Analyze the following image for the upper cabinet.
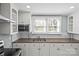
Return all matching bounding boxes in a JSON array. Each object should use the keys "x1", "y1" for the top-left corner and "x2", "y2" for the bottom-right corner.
[
  {"x1": 0, "y1": 3, "x2": 18, "y2": 34},
  {"x1": 67, "y1": 16, "x2": 74, "y2": 33},
  {"x1": 18, "y1": 11, "x2": 31, "y2": 25},
  {"x1": 67, "y1": 11, "x2": 79, "y2": 34},
  {"x1": 0, "y1": 3, "x2": 18, "y2": 23},
  {"x1": 0, "y1": 3, "x2": 11, "y2": 19}
]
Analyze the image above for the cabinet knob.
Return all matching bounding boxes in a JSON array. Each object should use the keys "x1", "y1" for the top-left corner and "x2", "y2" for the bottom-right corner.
[
  {"x1": 43, "y1": 44, "x2": 45, "y2": 47},
  {"x1": 53, "y1": 44, "x2": 55, "y2": 47},
  {"x1": 62, "y1": 45, "x2": 64, "y2": 46},
  {"x1": 24, "y1": 44, "x2": 26, "y2": 46},
  {"x1": 74, "y1": 48, "x2": 78, "y2": 50},
  {"x1": 33, "y1": 44, "x2": 35, "y2": 47},
  {"x1": 15, "y1": 44, "x2": 17, "y2": 46},
  {"x1": 38, "y1": 48, "x2": 40, "y2": 50},
  {"x1": 57, "y1": 48, "x2": 60, "y2": 50}
]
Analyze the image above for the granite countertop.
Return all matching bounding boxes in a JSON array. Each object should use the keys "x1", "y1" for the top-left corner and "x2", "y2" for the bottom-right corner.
[{"x1": 13, "y1": 38, "x2": 79, "y2": 43}]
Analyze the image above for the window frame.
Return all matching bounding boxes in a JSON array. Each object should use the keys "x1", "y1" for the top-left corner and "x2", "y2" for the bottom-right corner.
[
  {"x1": 47, "y1": 16, "x2": 61, "y2": 34},
  {"x1": 31, "y1": 16, "x2": 62, "y2": 34}
]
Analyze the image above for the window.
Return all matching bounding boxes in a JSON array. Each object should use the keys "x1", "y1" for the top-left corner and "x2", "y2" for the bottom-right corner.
[
  {"x1": 34, "y1": 19, "x2": 46, "y2": 33},
  {"x1": 47, "y1": 17, "x2": 61, "y2": 32},
  {"x1": 31, "y1": 16, "x2": 61, "y2": 34}
]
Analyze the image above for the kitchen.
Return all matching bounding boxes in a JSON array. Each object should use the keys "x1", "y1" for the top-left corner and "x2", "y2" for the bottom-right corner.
[{"x1": 0, "y1": 3, "x2": 79, "y2": 56}]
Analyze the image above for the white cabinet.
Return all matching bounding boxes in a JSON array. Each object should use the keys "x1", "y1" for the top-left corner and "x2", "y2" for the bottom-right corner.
[
  {"x1": 13, "y1": 43, "x2": 24, "y2": 56},
  {"x1": 13, "y1": 43, "x2": 79, "y2": 56},
  {"x1": 18, "y1": 11, "x2": 31, "y2": 25},
  {"x1": 0, "y1": 3, "x2": 18, "y2": 34},
  {"x1": 71, "y1": 43, "x2": 79, "y2": 55},
  {"x1": 29, "y1": 43, "x2": 50, "y2": 56},
  {"x1": 40, "y1": 43, "x2": 49, "y2": 56},
  {"x1": 67, "y1": 11, "x2": 79, "y2": 34},
  {"x1": 0, "y1": 3, "x2": 18, "y2": 22},
  {"x1": 55, "y1": 43, "x2": 74, "y2": 56},
  {"x1": 67, "y1": 16, "x2": 74, "y2": 33},
  {"x1": 50, "y1": 43, "x2": 79, "y2": 56},
  {"x1": 13, "y1": 43, "x2": 50, "y2": 56},
  {"x1": 50, "y1": 43, "x2": 65, "y2": 56},
  {"x1": 13, "y1": 43, "x2": 30, "y2": 56},
  {"x1": 24, "y1": 43, "x2": 30, "y2": 56},
  {"x1": 29, "y1": 43, "x2": 40, "y2": 56},
  {"x1": 0, "y1": 3, "x2": 11, "y2": 19}
]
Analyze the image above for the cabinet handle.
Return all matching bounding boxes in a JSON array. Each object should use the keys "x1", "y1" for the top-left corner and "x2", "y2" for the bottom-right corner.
[
  {"x1": 38, "y1": 48, "x2": 40, "y2": 50},
  {"x1": 71, "y1": 44, "x2": 72, "y2": 46},
  {"x1": 53, "y1": 44, "x2": 55, "y2": 47},
  {"x1": 43, "y1": 44, "x2": 45, "y2": 47},
  {"x1": 74, "y1": 48, "x2": 78, "y2": 50},
  {"x1": 33, "y1": 44, "x2": 35, "y2": 47},
  {"x1": 57, "y1": 48, "x2": 60, "y2": 50},
  {"x1": 15, "y1": 44, "x2": 17, "y2": 46},
  {"x1": 62, "y1": 45, "x2": 64, "y2": 46},
  {"x1": 24, "y1": 44, "x2": 26, "y2": 46}
]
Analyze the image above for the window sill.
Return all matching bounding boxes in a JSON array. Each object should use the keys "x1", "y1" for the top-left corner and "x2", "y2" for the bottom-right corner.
[{"x1": 32, "y1": 32, "x2": 62, "y2": 34}]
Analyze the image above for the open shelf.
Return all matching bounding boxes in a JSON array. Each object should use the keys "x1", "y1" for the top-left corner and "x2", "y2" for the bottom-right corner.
[{"x1": 0, "y1": 15, "x2": 15, "y2": 23}]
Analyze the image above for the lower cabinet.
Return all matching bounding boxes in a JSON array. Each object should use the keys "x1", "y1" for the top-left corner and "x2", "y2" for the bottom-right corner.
[
  {"x1": 13, "y1": 43, "x2": 50, "y2": 56},
  {"x1": 29, "y1": 43, "x2": 40, "y2": 56},
  {"x1": 40, "y1": 43, "x2": 49, "y2": 56},
  {"x1": 13, "y1": 43, "x2": 79, "y2": 56},
  {"x1": 29, "y1": 43, "x2": 50, "y2": 56},
  {"x1": 13, "y1": 43, "x2": 29, "y2": 56},
  {"x1": 50, "y1": 43, "x2": 79, "y2": 56},
  {"x1": 50, "y1": 43, "x2": 72, "y2": 56},
  {"x1": 71, "y1": 43, "x2": 79, "y2": 56}
]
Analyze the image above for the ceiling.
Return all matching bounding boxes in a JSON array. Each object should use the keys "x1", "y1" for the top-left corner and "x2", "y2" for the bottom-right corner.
[{"x1": 15, "y1": 3, "x2": 79, "y2": 15}]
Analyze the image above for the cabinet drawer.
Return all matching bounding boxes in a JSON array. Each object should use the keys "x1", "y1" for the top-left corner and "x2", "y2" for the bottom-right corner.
[
  {"x1": 13, "y1": 43, "x2": 23, "y2": 48},
  {"x1": 13, "y1": 43, "x2": 19, "y2": 48},
  {"x1": 71, "y1": 43, "x2": 79, "y2": 49},
  {"x1": 54, "y1": 43, "x2": 72, "y2": 47}
]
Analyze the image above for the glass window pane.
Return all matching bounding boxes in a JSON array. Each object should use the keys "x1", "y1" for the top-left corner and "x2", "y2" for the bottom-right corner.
[
  {"x1": 48, "y1": 17, "x2": 61, "y2": 32},
  {"x1": 34, "y1": 19, "x2": 46, "y2": 32}
]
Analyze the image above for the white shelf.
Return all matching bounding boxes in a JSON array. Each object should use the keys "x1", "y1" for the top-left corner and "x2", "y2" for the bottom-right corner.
[
  {"x1": 0, "y1": 15, "x2": 15, "y2": 23},
  {"x1": 10, "y1": 32, "x2": 18, "y2": 35}
]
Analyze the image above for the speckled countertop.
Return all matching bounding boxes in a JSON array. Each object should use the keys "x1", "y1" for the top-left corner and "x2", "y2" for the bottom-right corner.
[{"x1": 13, "y1": 38, "x2": 79, "y2": 43}]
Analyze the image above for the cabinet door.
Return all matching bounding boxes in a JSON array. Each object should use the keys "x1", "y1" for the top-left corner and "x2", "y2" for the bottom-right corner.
[
  {"x1": 24, "y1": 43, "x2": 30, "y2": 56},
  {"x1": 13, "y1": 43, "x2": 25, "y2": 56},
  {"x1": 50, "y1": 43, "x2": 73, "y2": 56},
  {"x1": 29, "y1": 43, "x2": 40, "y2": 56},
  {"x1": 50, "y1": 43, "x2": 62, "y2": 56},
  {"x1": 50, "y1": 43, "x2": 54, "y2": 56},
  {"x1": 18, "y1": 12, "x2": 30, "y2": 24},
  {"x1": 13, "y1": 43, "x2": 26, "y2": 56},
  {"x1": 40, "y1": 43, "x2": 50, "y2": 56},
  {"x1": 71, "y1": 43, "x2": 79, "y2": 56},
  {"x1": 51, "y1": 43, "x2": 68, "y2": 56}
]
